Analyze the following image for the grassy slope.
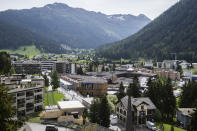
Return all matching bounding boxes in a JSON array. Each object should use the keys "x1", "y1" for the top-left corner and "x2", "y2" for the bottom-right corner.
[
  {"x1": 0, "y1": 45, "x2": 42, "y2": 58},
  {"x1": 44, "y1": 91, "x2": 65, "y2": 106}
]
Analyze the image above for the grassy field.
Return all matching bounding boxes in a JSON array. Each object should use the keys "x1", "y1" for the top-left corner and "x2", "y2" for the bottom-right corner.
[
  {"x1": 190, "y1": 68, "x2": 197, "y2": 75},
  {"x1": 0, "y1": 45, "x2": 42, "y2": 59},
  {"x1": 27, "y1": 112, "x2": 43, "y2": 123},
  {"x1": 44, "y1": 90, "x2": 65, "y2": 106},
  {"x1": 157, "y1": 123, "x2": 186, "y2": 131}
]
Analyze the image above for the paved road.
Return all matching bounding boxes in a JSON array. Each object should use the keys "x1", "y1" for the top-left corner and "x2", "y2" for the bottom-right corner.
[
  {"x1": 58, "y1": 79, "x2": 84, "y2": 102},
  {"x1": 26, "y1": 122, "x2": 72, "y2": 131}
]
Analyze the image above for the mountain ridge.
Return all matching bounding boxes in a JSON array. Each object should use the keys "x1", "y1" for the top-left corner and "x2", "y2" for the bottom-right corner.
[
  {"x1": 96, "y1": 0, "x2": 197, "y2": 62},
  {"x1": 0, "y1": 2, "x2": 150, "y2": 49}
]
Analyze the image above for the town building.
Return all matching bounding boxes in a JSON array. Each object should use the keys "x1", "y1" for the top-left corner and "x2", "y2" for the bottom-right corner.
[
  {"x1": 162, "y1": 60, "x2": 178, "y2": 69},
  {"x1": 61, "y1": 75, "x2": 108, "y2": 97},
  {"x1": 116, "y1": 96, "x2": 156, "y2": 126},
  {"x1": 144, "y1": 61, "x2": 153, "y2": 69},
  {"x1": 13, "y1": 61, "x2": 42, "y2": 74},
  {"x1": 153, "y1": 69, "x2": 180, "y2": 81},
  {"x1": 40, "y1": 60, "x2": 56, "y2": 71},
  {"x1": 177, "y1": 108, "x2": 195, "y2": 128},
  {"x1": 192, "y1": 63, "x2": 197, "y2": 69},
  {"x1": 179, "y1": 61, "x2": 191, "y2": 69},
  {"x1": 0, "y1": 74, "x2": 45, "y2": 117},
  {"x1": 54, "y1": 61, "x2": 76, "y2": 74}
]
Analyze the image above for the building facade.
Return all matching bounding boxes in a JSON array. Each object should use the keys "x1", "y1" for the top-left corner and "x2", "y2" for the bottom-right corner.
[
  {"x1": 13, "y1": 61, "x2": 41, "y2": 74},
  {"x1": 0, "y1": 74, "x2": 45, "y2": 118},
  {"x1": 116, "y1": 96, "x2": 156, "y2": 126},
  {"x1": 54, "y1": 61, "x2": 76, "y2": 74},
  {"x1": 61, "y1": 75, "x2": 108, "y2": 97},
  {"x1": 177, "y1": 108, "x2": 195, "y2": 128}
]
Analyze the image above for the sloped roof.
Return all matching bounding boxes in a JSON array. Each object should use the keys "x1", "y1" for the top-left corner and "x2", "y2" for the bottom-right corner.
[{"x1": 120, "y1": 96, "x2": 156, "y2": 110}]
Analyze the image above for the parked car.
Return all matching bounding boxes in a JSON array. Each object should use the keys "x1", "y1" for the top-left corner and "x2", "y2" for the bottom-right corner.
[
  {"x1": 45, "y1": 125, "x2": 58, "y2": 131},
  {"x1": 146, "y1": 121, "x2": 157, "y2": 131}
]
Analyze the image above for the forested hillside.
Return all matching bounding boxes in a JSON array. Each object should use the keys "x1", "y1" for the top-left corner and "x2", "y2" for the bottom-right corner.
[
  {"x1": 0, "y1": 3, "x2": 150, "y2": 49},
  {"x1": 96, "y1": 0, "x2": 197, "y2": 62},
  {"x1": 0, "y1": 20, "x2": 66, "y2": 54}
]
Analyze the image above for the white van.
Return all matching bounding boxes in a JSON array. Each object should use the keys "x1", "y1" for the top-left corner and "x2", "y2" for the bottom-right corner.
[{"x1": 146, "y1": 121, "x2": 157, "y2": 131}]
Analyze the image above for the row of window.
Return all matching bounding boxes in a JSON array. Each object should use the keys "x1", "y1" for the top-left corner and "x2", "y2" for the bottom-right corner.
[{"x1": 117, "y1": 107, "x2": 127, "y2": 116}]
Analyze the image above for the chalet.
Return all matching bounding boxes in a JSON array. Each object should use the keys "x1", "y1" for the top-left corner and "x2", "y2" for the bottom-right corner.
[{"x1": 116, "y1": 96, "x2": 156, "y2": 126}]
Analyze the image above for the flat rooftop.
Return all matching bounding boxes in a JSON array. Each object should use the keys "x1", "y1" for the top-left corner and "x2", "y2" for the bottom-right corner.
[
  {"x1": 58, "y1": 101, "x2": 85, "y2": 110},
  {"x1": 66, "y1": 74, "x2": 107, "y2": 83}
]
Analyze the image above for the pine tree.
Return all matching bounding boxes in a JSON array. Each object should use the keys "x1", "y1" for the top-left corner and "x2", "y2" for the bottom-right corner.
[
  {"x1": 99, "y1": 96, "x2": 111, "y2": 127},
  {"x1": 188, "y1": 109, "x2": 197, "y2": 131},
  {"x1": 82, "y1": 108, "x2": 88, "y2": 125},
  {"x1": 0, "y1": 85, "x2": 24, "y2": 130},
  {"x1": 77, "y1": 66, "x2": 84, "y2": 75},
  {"x1": 0, "y1": 52, "x2": 11, "y2": 75},
  {"x1": 126, "y1": 82, "x2": 134, "y2": 131},
  {"x1": 117, "y1": 82, "x2": 126, "y2": 102},
  {"x1": 130, "y1": 76, "x2": 140, "y2": 98},
  {"x1": 43, "y1": 75, "x2": 49, "y2": 87},
  {"x1": 89, "y1": 99, "x2": 100, "y2": 124},
  {"x1": 50, "y1": 71, "x2": 60, "y2": 105},
  {"x1": 164, "y1": 78, "x2": 176, "y2": 121},
  {"x1": 50, "y1": 70, "x2": 60, "y2": 90}
]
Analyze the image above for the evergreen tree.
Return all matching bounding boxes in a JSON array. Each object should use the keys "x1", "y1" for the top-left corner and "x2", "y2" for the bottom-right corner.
[
  {"x1": 130, "y1": 76, "x2": 140, "y2": 98},
  {"x1": 0, "y1": 52, "x2": 11, "y2": 75},
  {"x1": 0, "y1": 85, "x2": 24, "y2": 130},
  {"x1": 188, "y1": 109, "x2": 197, "y2": 131},
  {"x1": 82, "y1": 108, "x2": 88, "y2": 125},
  {"x1": 43, "y1": 75, "x2": 49, "y2": 87},
  {"x1": 176, "y1": 65, "x2": 183, "y2": 76},
  {"x1": 126, "y1": 82, "x2": 134, "y2": 131},
  {"x1": 180, "y1": 81, "x2": 197, "y2": 108},
  {"x1": 88, "y1": 63, "x2": 93, "y2": 72},
  {"x1": 50, "y1": 71, "x2": 60, "y2": 105},
  {"x1": 99, "y1": 96, "x2": 111, "y2": 127},
  {"x1": 50, "y1": 71, "x2": 60, "y2": 90},
  {"x1": 89, "y1": 99, "x2": 100, "y2": 123},
  {"x1": 77, "y1": 66, "x2": 84, "y2": 75},
  {"x1": 117, "y1": 82, "x2": 126, "y2": 102},
  {"x1": 163, "y1": 78, "x2": 176, "y2": 121}
]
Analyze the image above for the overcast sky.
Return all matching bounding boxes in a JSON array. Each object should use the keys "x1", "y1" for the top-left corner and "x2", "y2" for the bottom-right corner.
[{"x1": 0, "y1": 0, "x2": 179, "y2": 19}]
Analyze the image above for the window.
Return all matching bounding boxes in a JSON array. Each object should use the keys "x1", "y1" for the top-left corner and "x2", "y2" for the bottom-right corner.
[
  {"x1": 117, "y1": 107, "x2": 119, "y2": 112},
  {"x1": 141, "y1": 105, "x2": 144, "y2": 110},
  {"x1": 124, "y1": 111, "x2": 126, "y2": 116}
]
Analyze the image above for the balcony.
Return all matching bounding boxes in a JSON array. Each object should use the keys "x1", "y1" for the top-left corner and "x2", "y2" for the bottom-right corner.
[
  {"x1": 34, "y1": 91, "x2": 43, "y2": 95},
  {"x1": 18, "y1": 106, "x2": 25, "y2": 111}
]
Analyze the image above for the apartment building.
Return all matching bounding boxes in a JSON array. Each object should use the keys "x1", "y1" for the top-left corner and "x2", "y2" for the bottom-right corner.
[
  {"x1": 0, "y1": 74, "x2": 44, "y2": 118},
  {"x1": 154, "y1": 69, "x2": 180, "y2": 81},
  {"x1": 54, "y1": 61, "x2": 76, "y2": 74},
  {"x1": 13, "y1": 61, "x2": 41, "y2": 74},
  {"x1": 40, "y1": 60, "x2": 55, "y2": 71},
  {"x1": 116, "y1": 96, "x2": 156, "y2": 126},
  {"x1": 61, "y1": 75, "x2": 108, "y2": 97}
]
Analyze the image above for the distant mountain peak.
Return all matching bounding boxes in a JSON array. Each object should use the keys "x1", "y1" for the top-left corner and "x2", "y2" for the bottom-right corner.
[
  {"x1": 138, "y1": 14, "x2": 150, "y2": 20},
  {"x1": 44, "y1": 2, "x2": 69, "y2": 9}
]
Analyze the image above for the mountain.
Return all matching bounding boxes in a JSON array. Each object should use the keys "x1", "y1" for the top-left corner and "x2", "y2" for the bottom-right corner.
[
  {"x1": 0, "y1": 3, "x2": 150, "y2": 49},
  {"x1": 96, "y1": 0, "x2": 197, "y2": 62},
  {"x1": 0, "y1": 20, "x2": 66, "y2": 54}
]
